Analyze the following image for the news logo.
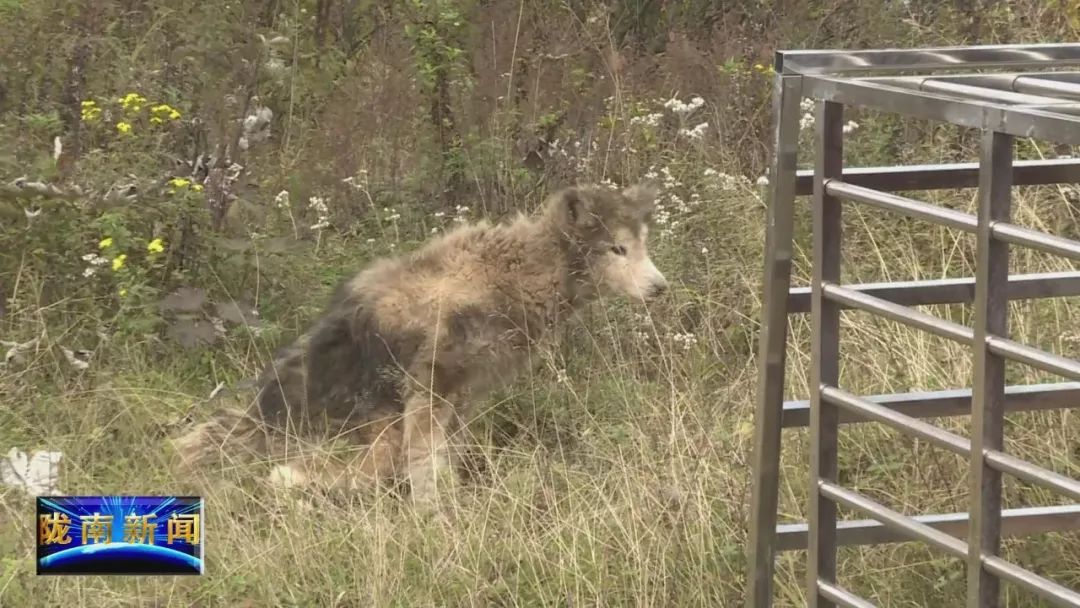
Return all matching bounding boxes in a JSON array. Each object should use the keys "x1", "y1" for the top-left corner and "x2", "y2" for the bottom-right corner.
[{"x1": 36, "y1": 496, "x2": 203, "y2": 575}]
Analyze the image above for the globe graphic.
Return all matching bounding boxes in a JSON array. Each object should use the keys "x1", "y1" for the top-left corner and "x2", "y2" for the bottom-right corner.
[{"x1": 40, "y1": 542, "x2": 201, "y2": 574}]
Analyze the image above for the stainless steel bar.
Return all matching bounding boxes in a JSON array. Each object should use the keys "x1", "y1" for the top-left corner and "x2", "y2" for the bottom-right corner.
[
  {"x1": 1011, "y1": 104, "x2": 1080, "y2": 117},
  {"x1": 1014, "y1": 75, "x2": 1080, "y2": 100},
  {"x1": 968, "y1": 129, "x2": 1013, "y2": 608},
  {"x1": 987, "y1": 336, "x2": 1080, "y2": 382},
  {"x1": 818, "y1": 481, "x2": 969, "y2": 559},
  {"x1": 808, "y1": 100, "x2": 845, "y2": 608},
  {"x1": 824, "y1": 180, "x2": 977, "y2": 232},
  {"x1": 988, "y1": 105, "x2": 1080, "y2": 147},
  {"x1": 817, "y1": 582, "x2": 877, "y2": 608},
  {"x1": 746, "y1": 72, "x2": 804, "y2": 608},
  {"x1": 781, "y1": 382, "x2": 1080, "y2": 428},
  {"x1": 870, "y1": 76, "x2": 1063, "y2": 106},
  {"x1": 802, "y1": 76, "x2": 1080, "y2": 146},
  {"x1": 778, "y1": 44, "x2": 1080, "y2": 75},
  {"x1": 1013, "y1": 72, "x2": 1080, "y2": 84},
  {"x1": 775, "y1": 504, "x2": 1080, "y2": 552},
  {"x1": 786, "y1": 271, "x2": 1080, "y2": 314},
  {"x1": 984, "y1": 451, "x2": 1080, "y2": 502},
  {"x1": 983, "y1": 557, "x2": 1080, "y2": 608},
  {"x1": 821, "y1": 386, "x2": 971, "y2": 456},
  {"x1": 821, "y1": 283, "x2": 975, "y2": 345},
  {"x1": 991, "y1": 221, "x2": 1080, "y2": 263},
  {"x1": 792, "y1": 158, "x2": 1080, "y2": 196}
]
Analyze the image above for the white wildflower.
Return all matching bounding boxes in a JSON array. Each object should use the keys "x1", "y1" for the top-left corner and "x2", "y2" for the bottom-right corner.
[
  {"x1": 662, "y1": 95, "x2": 705, "y2": 117},
  {"x1": 672, "y1": 331, "x2": 699, "y2": 351},
  {"x1": 756, "y1": 175, "x2": 770, "y2": 186},
  {"x1": 842, "y1": 120, "x2": 860, "y2": 134},
  {"x1": 274, "y1": 190, "x2": 290, "y2": 209},
  {"x1": 679, "y1": 121, "x2": 709, "y2": 139},
  {"x1": 308, "y1": 196, "x2": 330, "y2": 231},
  {"x1": 630, "y1": 112, "x2": 664, "y2": 127}
]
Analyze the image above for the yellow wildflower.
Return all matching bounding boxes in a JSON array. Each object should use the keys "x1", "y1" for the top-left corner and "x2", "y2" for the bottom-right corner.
[
  {"x1": 753, "y1": 63, "x2": 765, "y2": 72},
  {"x1": 116, "y1": 121, "x2": 132, "y2": 134},
  {"x1": 81, "y1": 106, "x2": 101, "y2": 122},
  {"x1": 192, "y1": 184, "x2": 204, "y2": 192},
  {"x1": 120, "y1": 92, "x2": 148, "y2": 111},
  {"x1": 147, "y1": 238, "x2": 165, "y2": 254},
  {"x1": 81, "y1": 100, "x2": 97, "y2": 108},
  {"x1": 150, "y1": 116, "x2": 164, "y2": 124},
  {"x1": 168, "y1": 177, "x2": 190, "y2": 189},
  {"x1": 151, "y1": 104, "x2": 182, "y2": 120},
  {"x1": 98, "y1": 237, "x2": 113, "y2": 249},
  {"x1": 119, "y1": 288, "x2": 128, "y2": 298},
  {"x1": 112, "y1": 254, "x2": 127, "y2": 272}
]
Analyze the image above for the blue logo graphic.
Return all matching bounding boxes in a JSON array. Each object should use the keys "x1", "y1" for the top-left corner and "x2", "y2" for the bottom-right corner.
[{"x1": 36, "y1": 496, "x2": 204, "y2": 575}]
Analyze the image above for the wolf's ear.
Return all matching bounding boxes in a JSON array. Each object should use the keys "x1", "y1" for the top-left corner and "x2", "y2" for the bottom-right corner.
[
  {"x1": 622, "y1": 182, "x2": 660, "y2": 219},
  {"x1": 554, "y1": 186, "x2": 596, "y2": 230}
]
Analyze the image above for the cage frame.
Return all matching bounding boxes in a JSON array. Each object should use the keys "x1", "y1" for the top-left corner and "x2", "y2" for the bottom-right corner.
[{"x1": 746, "y1": 43, "x2": 1080, "y2": 608}]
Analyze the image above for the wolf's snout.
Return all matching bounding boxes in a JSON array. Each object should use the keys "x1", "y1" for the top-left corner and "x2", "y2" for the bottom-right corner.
[{"x1": 647, "y1": 279, "x2": 668, "y2": 299}]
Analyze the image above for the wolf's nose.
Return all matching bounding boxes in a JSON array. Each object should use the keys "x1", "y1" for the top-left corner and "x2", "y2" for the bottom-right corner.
[{"x1": 648, "y1": 282, "x2": 668, "y2": 299}]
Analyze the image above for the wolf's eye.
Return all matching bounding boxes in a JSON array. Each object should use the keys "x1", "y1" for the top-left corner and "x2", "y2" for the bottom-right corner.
[{"x1": 610, "y1": 245, "x2": 627, "y2": 256}]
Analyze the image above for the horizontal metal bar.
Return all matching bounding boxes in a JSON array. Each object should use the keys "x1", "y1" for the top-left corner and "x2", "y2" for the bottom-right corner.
[
  {"x1": 1015, "y1": 75, "x2": 1080, "y2": 99},
  {"x1": 992, "y1": 221, "x2": 1080, "y2": 263},
  {"x1": 820, "y1": 386, "x2": 971, "y2": 456},
  {"x1": 867, "y1": 76, "x2": 1064, "y2": 105},
  {"x1": 817, "y1": 481, "x2": 969, "y2": 558},
  {"x1": 1013, "y1": 104, "x2": 1080, "y2": 117},
  {"x1": 824, "y1": 180, "x2": 977, "y2": 231},
  {"x1": 821, "y1": 282, "x2": 975, "y2": 345},
  {"x1": 778, "y1": 43, "x2": 1080, "y2": 75},
  {"x1": 817, "y1": 581, "x2": 877, "y2": 608},
  {"x1": 786, "y1": 271, "x2": 1080, "y2": 314},
  {"x1": 793, "y1": 158, "x2": 1080, "y2": 196},
  {"x1": 776, "y1": 504, "x2": 1080, "y2": 551},
  {"x1": 987, "y1": 336, "x2": 1080, "y2": 381},
  {"x1": 803, "y1": 75, "x2": 1080, "y2": 146},
  {"x1": 782, "y1": 382, "x2": 1080, "y2": 428},
  {"x1": 985, "y1": 450, "x2": 1080, "y2": 502},
  {"x1": 983, "y1": 556, "x2": 1080, "y2": 608},
  {"x1": 989, "y1": 104, "x2": 1080, "y2": 146}
]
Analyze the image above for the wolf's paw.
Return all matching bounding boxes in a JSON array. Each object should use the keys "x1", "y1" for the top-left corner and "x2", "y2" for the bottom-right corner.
[{"x1": 268, "y1": 463, "x2": 308, "y2": 488}]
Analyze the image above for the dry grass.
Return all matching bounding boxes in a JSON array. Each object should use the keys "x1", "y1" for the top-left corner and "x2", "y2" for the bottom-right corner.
[{"x1": 2, "y1": 178, "x2": 1079, "y2": 607}]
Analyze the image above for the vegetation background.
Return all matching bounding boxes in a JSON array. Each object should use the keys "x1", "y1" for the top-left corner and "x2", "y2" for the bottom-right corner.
[{"x1": 1, "y1": 0, "x2": 1079, "y2": 605}]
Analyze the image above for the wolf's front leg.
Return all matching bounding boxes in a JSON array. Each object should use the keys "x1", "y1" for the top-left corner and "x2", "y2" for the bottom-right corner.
[{"x1": 402, "y1": 393, "x2": 457, "y2": 509}]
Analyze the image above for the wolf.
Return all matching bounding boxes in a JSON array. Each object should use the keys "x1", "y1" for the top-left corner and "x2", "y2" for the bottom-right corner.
[{"x1": 171, "y1": 182, "x2": 668, "y2": 507}]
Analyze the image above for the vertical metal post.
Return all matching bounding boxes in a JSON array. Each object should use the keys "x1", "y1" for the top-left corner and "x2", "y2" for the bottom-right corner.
[
  {"x1": 967, "y1": 129, "x2": 1013, "y2": 607},
  {"x1": 746, "y1": 66, "x2": 803, "y2": 608},
  {"x1": 808, "y1": 100, "x2": 844, "y2": 608}
]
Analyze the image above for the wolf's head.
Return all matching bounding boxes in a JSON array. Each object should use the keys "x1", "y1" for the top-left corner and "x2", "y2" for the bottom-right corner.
[{"x1": 546, "y1": 182, "x2": 668, "y2": 302}]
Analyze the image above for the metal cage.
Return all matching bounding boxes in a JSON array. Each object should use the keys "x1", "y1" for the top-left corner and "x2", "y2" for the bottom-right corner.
[{"x1": 746, "y1": 43, "x2": 1080, "y2": 608}]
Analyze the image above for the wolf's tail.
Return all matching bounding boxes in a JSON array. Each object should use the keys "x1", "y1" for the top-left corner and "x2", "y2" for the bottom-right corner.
[{"x1": 170, "y1": 406, "x2": 268, "y2": 470}]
